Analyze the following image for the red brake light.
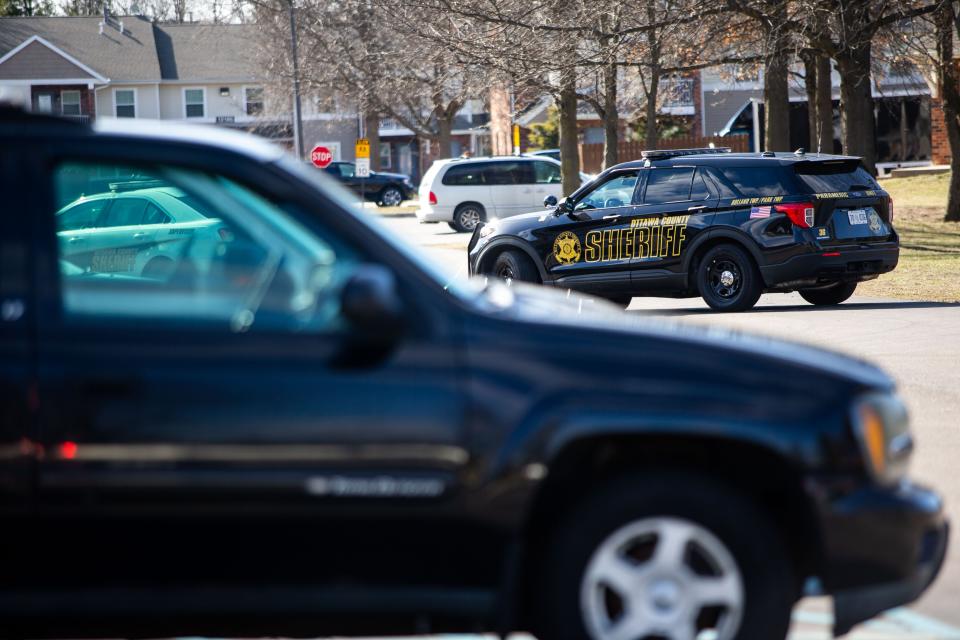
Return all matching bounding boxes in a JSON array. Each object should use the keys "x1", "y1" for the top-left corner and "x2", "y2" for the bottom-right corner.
[
  {"x1": 429, "y1": 191, "x2": 438, "y2": 206},
  {"x1": 59, "y1": 441, "x2": 78, "y2": 460},
  {"x1": 774, "y1": 202, "x2": 815, "y2": 228}
]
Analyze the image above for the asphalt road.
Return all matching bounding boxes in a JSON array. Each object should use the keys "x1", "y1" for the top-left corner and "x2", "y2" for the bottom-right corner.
[{"x1": 377, "y1": 213, "x2": 960, "y2": 637}]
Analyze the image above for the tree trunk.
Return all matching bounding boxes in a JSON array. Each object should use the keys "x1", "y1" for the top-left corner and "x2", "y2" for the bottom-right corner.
[
  {"x1": 803, "y1": 53, "x2": 818, "y2": 152},
  {"x1": 365, "y1": 110, "x2": 381, "y2": 172},
  {"x1": 603, "y1": 59, "x2": 619, "y2": 170},
  {"x1": 837, "y1": 45, "x2": 877, "y2": 174},
  {"x1": 938, "y1": 1, "x2": 960, "y2": 221},
  {"x1": 645, "y1": 69, "x2": 660, "y2": 150},
  {"x1": 815, "y1": 53, "x2": 833, "y2": 154},
  {"x1": 764, "y1": 40, "x2": 790, "y2": 152},
  {"x1": 436, "y1": 115, "x2": 453, "y2": 160},
  {"x1": 558, "y1": 76, "x2": 581, "y2": 196}
]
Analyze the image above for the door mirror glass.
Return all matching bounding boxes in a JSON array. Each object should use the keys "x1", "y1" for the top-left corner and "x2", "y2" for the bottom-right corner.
[{"x1": 543, "y1": 194, "x2": 558, "y2": 208}]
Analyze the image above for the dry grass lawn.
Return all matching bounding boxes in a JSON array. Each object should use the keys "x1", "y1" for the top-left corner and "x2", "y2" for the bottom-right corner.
[{"x1": 861, "y1": 174, "x2": 960, "y2": 302}]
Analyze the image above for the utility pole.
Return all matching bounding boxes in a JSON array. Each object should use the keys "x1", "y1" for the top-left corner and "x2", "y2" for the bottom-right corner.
[{"x1": 288, "y1": 0, "x2": 305, "y2": 161}]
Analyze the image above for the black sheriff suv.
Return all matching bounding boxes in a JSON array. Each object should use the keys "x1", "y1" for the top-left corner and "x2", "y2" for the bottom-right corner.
[
  {"x1": 0, "y1": 107, "x2": 946, "y2": 640},
  {"x1": 468, "y1": 148, "x2": 898, "y2": 311}
]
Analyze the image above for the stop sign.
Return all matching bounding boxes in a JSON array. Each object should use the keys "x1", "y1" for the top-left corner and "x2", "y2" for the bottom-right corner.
[{"x1": 311, "y1": 145, "x2": 333, "y2": 169}]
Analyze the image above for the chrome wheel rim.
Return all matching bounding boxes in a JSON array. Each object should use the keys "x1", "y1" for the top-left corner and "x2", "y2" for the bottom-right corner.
[
  {"x1": 580, "y1": 517, "x2": 744, "y2": 640},
  {"x1": 382, "y1": 188, "x2": 403, "y2": 206},
  {"x1": 459, "y1": 208, "x2": 481, "y2": 230}
]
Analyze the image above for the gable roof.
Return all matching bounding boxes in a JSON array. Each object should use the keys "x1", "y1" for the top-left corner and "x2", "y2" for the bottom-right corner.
[
  {"x1": 0, "y1": 16, "x2": 161, "y2": 82},
  {"x1": 0, "y1": 35, "x2": 108, "y2": 81},
  {"x1": 154, "y1": 23, "x2": 259, "y2": 82}
]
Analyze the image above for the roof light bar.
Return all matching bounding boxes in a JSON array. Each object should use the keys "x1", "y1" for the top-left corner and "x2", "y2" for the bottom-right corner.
[{"x1": 640, "y1": 147, "x2": 732, "y2": 160}]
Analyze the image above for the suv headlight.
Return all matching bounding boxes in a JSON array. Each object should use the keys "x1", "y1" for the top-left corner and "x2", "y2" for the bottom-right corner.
[
  {"x1": 851, "y1": 392, "x2": 913, "y2": 485},
  {"x1": 479, "y1": 223, "x2": 497, "y2": 238}
]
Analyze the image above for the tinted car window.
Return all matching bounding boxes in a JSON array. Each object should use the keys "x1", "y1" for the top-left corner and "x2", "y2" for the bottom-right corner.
[
  {"x1": 644, "y1": 168, "x2": 695, "y2": 204},
  {"x1": 794, "y1": 163, "x2": 878, "y2": 192},
  {"x1": 691, "y1": 169, "x2": 713, "y2": 201},
  {"x1": 486, "y1": 161, "x2": 534, "y2": 185},
  {"x1": 533, "y1": 161, "x2": 561, "y2": 184},
  {"x1": 58, "y1": 199, "x2": 108, "y2": 230},
  {"x1": 574, "y1": 171, "x2": 639, "y2": 210},
  {"x1": 337, "y1": 164, "x2": 355, "y2": 179},
  {"x1": 102, "y1": 198, "x2": 148, "y2": 227},
  {"x1": 442, "y1": 163, "x2": 489, "y2": 186},
  {"x1": 53, "y1": 161, "x2": 359, "y2": 334},
  {"x1": 143, "y1": 203, "x2": 171, "y2": 225},
  {"x1": 719, "y1": 167, "x2": 800, "y2": 197}
]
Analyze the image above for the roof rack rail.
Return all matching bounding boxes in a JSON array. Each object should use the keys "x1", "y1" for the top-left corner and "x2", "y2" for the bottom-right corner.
[{"x1": 641, "y1": 147, "x2": 732, "y2": 160}]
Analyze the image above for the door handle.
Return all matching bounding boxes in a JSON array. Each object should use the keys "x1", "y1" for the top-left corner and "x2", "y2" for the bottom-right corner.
[
  {"x1": 602, "y1": 214, "x2": 621, "y2": 221},
  {"x1": 688, "y1": 205, "x2": 708, "y2": 212}
]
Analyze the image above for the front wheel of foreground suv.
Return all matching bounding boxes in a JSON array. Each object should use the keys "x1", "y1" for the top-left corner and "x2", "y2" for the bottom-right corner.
[
  {"x1": 538, "y1": 472, "x2": 795, "y2": 640},
  {"x1": 696, "y1": 244, "x2": 763, "y2": 312},
  {"x1": 799, "y1": 281, "x2": 858, "y2": 306}
]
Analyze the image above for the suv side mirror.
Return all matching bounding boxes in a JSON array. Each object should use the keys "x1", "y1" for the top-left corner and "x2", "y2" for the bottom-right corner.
[
  {"x1": 543, "y1": 194, "x2": 558, "y2": 208},
  {"x1": 340, "y1": 264, "x2": 405, "y2": 342}
]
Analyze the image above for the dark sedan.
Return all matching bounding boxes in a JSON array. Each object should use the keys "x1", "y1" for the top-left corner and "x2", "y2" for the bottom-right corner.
[{"x1": 323, "y1": 161, "x2": 415, "y2": 206}]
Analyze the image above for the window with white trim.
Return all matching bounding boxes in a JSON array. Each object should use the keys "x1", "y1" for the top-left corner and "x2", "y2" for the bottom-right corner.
[
  {"x1": 115, "y1": 90, "x2": 135, "y2": 118},
  {"x1": 61, "y1": 90, "x2": 81, "y2": 116},
  {"x1": 244, "y1": 87, "x2": 263, "y2": 116},
  {"x1": 184, "y1": 88, "x2": 205, "y2": 118}
]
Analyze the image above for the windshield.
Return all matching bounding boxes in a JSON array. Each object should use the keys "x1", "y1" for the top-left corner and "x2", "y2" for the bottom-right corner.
[{"x1": 281, "y1": 157, "x2": 480, "y2": 301}]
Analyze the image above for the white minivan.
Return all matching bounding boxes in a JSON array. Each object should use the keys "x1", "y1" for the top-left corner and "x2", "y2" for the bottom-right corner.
[{"x1": 417, "y1": 156, "x2": 580, "y2": 232}]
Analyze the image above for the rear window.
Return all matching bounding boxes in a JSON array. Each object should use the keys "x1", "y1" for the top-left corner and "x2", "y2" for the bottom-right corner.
[
  {"x1": 718, "y1": 167, "x2": 800, "y2": 197},
  {"x1": 794, "y1": 161, "x2": 878, "y2": 193},
  {"x1": 442, "y1": 163, "x2": 489, "y2": 186}
]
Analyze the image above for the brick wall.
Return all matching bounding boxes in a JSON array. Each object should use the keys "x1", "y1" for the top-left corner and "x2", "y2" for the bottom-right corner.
[
  {"x1": 30, "y1": 85, "x2": 96, "y2": 119},
  {"x1": 931, "y1": 100, "x2": 951, "y2": 164}
]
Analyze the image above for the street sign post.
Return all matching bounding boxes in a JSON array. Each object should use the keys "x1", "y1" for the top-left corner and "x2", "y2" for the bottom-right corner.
[
  {"x1": 311, "y1": 145, "x2": 333, "y2": 169},
  {"x1": 355, "y1": 138, "x2": 371, "y2": 204}
]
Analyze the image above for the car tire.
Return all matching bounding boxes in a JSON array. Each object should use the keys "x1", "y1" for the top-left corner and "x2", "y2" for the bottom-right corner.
[
  {"x1": 696, "y1": 244, "x2": 763, "y2": 312},
  {"x1": 451, "y1": 203, "x2": 485, "y2": 233},
  {"x1": 378, "y1": 186, "x2": 404, "y2": 207},
  {"x1": 537, "y1": 471, "x2": 795, "y2": 640},
  {"x1": 799, "y1": 281, "x2": 857, "y2": 306},
  {"x1": 490, "y1": 250, "x2": 538, "y2": 283}
]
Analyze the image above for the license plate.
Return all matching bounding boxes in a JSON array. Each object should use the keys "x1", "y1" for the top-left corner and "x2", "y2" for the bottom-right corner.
[{"x1": 847, "y1": 209, "x2": 868, "y2": 225}]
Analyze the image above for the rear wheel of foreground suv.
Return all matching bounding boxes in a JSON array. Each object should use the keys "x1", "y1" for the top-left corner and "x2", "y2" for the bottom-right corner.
[
  {"x1": 696, "y1": 244, "x2": 763, "y2": 312},
  {"x1": 799, "y1": 281, "x2": 858, "y2": 306},
  {"x1": 538, "y1": 472, "x2": 795, "y2": 640}
]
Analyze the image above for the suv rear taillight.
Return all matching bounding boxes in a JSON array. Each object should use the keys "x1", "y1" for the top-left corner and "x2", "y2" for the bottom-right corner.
[
  {"x1": 889, "y1": 196, "x2": 894, "y2": 223},
  {"x1": 429, "y1": 191, "x2": 438, "y2": 206},
  {"x1": 775, "y1": 202, "x2": 815, "y2": 228}
]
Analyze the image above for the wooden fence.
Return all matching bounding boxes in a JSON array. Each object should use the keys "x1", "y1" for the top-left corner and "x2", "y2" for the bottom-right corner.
[{"x1": 579, "y1": 134, "x2": 750, "y2": 174}]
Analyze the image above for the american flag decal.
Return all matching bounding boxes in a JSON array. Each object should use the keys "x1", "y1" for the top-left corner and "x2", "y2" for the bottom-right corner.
[{"x1": 750, "y1": 206, "x2": 772, "y2": 219}]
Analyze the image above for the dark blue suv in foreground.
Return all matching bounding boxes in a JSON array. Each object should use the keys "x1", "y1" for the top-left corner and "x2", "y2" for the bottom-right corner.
[{"x1": 0, "y1": 108, "x2": 946, "y2": 640}]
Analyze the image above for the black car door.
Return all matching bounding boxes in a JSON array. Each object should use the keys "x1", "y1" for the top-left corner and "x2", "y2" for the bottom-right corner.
[
  {"x1": 629, "y1": 166, "x2": 719, "y2": 290},
  {"x1": 542, "y1": 169, "x2": 641, "y2": 293},
  {"x1": 0, "y1": 148, "x2": 34, "y2": 511},
  {"x1": 32, "y1": 147, "x2": 471, "y2": 591}
]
